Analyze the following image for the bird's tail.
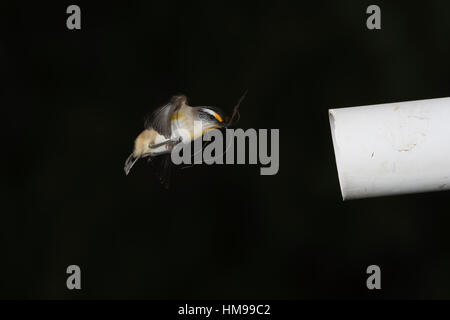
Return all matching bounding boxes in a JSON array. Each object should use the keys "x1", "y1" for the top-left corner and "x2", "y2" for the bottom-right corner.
[{"x1": 124, "y1": 153, "x2": 139, "y2": 175}]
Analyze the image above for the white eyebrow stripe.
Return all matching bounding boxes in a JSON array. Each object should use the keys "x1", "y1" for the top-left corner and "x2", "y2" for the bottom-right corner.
[{"x1": 202, "y1": 109, "x2": 217, "y2": 117}]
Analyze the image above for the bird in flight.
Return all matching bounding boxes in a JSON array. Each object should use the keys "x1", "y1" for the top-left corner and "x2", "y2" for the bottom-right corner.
[{"x1": 124, "y1": 92, "x2": 246, "y2": 187}]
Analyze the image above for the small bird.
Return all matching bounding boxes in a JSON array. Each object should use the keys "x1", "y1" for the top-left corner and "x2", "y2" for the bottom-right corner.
[{"x1": 124, "y1": 95, "x2": 230, "y2": 186}]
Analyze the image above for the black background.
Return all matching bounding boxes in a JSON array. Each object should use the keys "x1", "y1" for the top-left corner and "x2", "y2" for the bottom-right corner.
[{"x1": 1, "y1": 0, "x2": 450, "y2": 299}]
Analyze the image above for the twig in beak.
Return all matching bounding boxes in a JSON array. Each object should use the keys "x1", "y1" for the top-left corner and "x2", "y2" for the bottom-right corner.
[{"x1": 227, "y1": 90, "x2": 248, "y2": 127}]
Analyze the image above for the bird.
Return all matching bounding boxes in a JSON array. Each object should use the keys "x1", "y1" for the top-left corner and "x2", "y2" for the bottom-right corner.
[{"x1": 124, "y1": 94, "x2": 231, "y2": 187}]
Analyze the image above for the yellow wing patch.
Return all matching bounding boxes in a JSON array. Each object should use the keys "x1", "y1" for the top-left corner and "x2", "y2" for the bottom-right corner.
[{"x1": 170, "y1": 112, "x2": 183, "y2": 121}]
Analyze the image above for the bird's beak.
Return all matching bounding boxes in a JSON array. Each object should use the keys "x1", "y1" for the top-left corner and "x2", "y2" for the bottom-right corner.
[{"x1": 124, "y1": 153, "x2": 139, "y2": 175}]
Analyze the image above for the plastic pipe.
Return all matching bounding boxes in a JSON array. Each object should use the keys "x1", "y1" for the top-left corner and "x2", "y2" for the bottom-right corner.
[{"x1": 329, "y1": 97, "x2": 450, "y2": 200}]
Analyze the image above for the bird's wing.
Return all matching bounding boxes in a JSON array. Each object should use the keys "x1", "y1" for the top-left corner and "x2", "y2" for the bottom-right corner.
[
  {"x1": 145, "y1": 95, "x2": 187, "y2": 138},
  {"x1": 158, "y1": 154, "x2": 172, "y2": 189},
  {"x1": 147, "y1": 154, "x2": 172, "y2": 189}
]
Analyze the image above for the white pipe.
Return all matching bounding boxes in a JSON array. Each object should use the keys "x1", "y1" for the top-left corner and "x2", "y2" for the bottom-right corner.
[{"x1": 329, "y1": 97, "x2": 450, "y2": 200}]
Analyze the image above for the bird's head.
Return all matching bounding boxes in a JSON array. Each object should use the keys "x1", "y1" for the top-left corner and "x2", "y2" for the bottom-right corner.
[{"x1": 195, "y1": 106, "x2": 228, "y2": 132}]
